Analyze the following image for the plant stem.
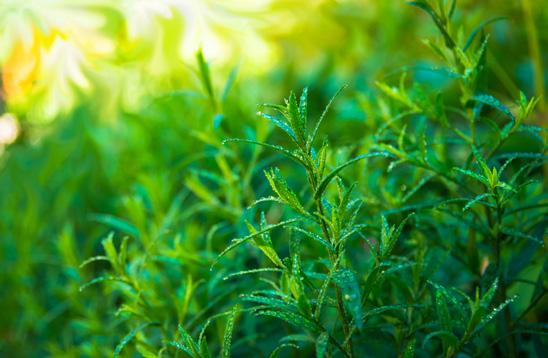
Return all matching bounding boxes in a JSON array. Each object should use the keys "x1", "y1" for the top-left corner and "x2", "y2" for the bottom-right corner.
[
  {"x1": 493, "y1": 195, "x2": 517, "y2": 357},
  {"x1": 308, "y1": 156, "x2": 354, "y2": 357},
  {"x1": 315, "y1": 196, "x2": 355, "y2": 358}
]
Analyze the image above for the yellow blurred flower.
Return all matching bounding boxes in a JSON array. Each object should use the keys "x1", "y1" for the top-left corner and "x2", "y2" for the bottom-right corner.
[
  {"x1": 0, "y1": 0, "x2": 113, "y2": 120},
  {"x1": 2, "y1": 29, "x2": 45, "y2": 99},
  {"x1": 0, "y1": 0, "x2": 341, "y2": 122}
]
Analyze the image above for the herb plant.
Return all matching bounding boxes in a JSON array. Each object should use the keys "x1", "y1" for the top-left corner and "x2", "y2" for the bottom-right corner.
[{"x1": 0, "y1": 1, "x2": 545, "y2": 357}]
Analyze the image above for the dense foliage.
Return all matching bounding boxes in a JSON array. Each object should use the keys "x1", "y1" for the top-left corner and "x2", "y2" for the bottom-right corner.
[{"x1": 0, "y1": 1, "x2": 546, "y2": 357}]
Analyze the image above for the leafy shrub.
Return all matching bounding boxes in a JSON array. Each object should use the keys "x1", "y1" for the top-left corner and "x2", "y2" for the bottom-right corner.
[{"x1": 0, "y1": 1, "x2": 545, "y2": 357}]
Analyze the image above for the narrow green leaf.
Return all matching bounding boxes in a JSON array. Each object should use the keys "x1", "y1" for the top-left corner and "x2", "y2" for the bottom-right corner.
[
  {"x1": 213, "y1": 219, "x2": 298, "y2": 267},
  {"x1": 315, "y1": 255, "x2": 341, "y2": 319},
  {"x1": 453, "y1": 168, "x2": 489, "y2": 186},
  {"x1": 463, "y1": 193, "x2": 494, "y2": 211},
  {"x1": 402, "y1": 174, "x2": 435, "y2": 203},
  {"x1": 481, "y1": 278, "x2": 499, "y2": 308},
  {"x1": 422, "y1": 330, "x2": 458, "y2": 348},
  {"x1": 79, "y1": 255, "x2": 109, "y2": 268},
  {"x1": 299, "y1": 87, "x2": 309, "y2": 133},
  {"x1": 222, "y1": 138, "x2": 305, "y2": 165},
  {"x1": 200, "y1": 336, "x2": 212, "y2": 358},
  {"x1": 472, "y1": 295, "x2": 518, "y2": 336},
  {"x1": 308, "y1": 85, "x2": 346, "y2": 151},
  {"x1": 287, "y1": 91, "x2": 305, "y2": 144},
  {"x1": 258, "y1": 111, "x2": 298, "y2": 142},
  {"x1": 114, "y1": 322, "x2": 154, "y2": 357},
  {"x1": 316, "y1": 332, "x2": 329, "y2": 358},
  {"x1": 246, "y1": 217, "x2": 286, "y2": 268},
  {"x1": 292, "y1": 227, "x2": 335, "y2": 253},
  {"x1": 78, "y1": 276, "x2": 131, "y2": 292},
  {"x1": 136, "y1": 344, "x2": 159, "y2": 358},
  {"x1": 89, "y1": 214, "x2": 140, "y2": 238},
  {"x1": 363, "y1": 305, "x2": 414, "y2": 320},
  {"x1": 221, "y1": 305, "x2": 240, "y2": 358},
  {"x1": 333, "y1": 269, "x2": 363, "y2": 329},
  {"x1": 402, "y1": 336, "x2": 416, "y2": 358},
  {"x1": 221, "y1": 65, "x2": 238, "y2": 102},
  {"x1": 255, "y1": 310, "x2": 318, "y2": 332},
  {"x1": 196, "y1": 49, "x2": 216, "y2": 109},
  {"x1": 472, "y1": 94, "x2": 515, "y2": 122},
  {"x1": 178, "y1": 324, "x2": 200, "y2": 355},
  {"x1": 242, "y1": 293, "x2": 298, "y2": 312},
  {"x1": 407, "y1": 1, "x2": 455, "y2": 48},
  {"x1": 381, "y1": 213, "x2": 414, "y2": 258},
  {"x1": 435, "y1": 290, "x2": 452, "y2": 332},
  {"x1": 269, "y1": 343, "x2": 300, "y2": 358},
  {"x1": 223, "y1": 268, "x2": 283, "y2": 281},
  {"x1": 315, "y1": 152, "x2": 392, "y2": 199},
  {"x1": 500, "y1": 227, "x2": 543, "y2": 245},
  {"x1": 265, "y1": 168, "x2": 307, "y2": 214},
  {"x1": 169, "y1": 341, "x2": 194, "y2": 356},
  {"x1": 464, "y1": 17, "x2": 506, "y2": 51},
  {"x1": 247, "y1": 196, "x2": 285, "y2": 208}
]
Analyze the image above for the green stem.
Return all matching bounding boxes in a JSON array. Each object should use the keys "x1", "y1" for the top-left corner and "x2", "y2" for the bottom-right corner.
[
  {"x1": 298, "y1": 152, "x2": 355, "y2": 358},
  {"x1": 315, "y1": 197, "x2": 355, "y2": 358},
  {"x1": 493, "y1": 194, "x2": 517, "y2": 358},
  {"x1": 307, "y1": 158, "x2": 354, "y2": 358}
]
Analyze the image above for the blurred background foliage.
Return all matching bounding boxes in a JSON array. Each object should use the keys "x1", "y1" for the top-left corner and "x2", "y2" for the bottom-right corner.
[{"x1": 0, "y1": 0, "x2": 546, "y2": 356}]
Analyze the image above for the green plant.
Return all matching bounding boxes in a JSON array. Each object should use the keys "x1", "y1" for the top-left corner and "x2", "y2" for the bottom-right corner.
[
  {"x1": 221, "y1": 86, "x2": 415, "y2": 357},
  {"x1": 211, "y1": 1, "x2": 546, "y2": 356},
  {"x1": 1, "y1": 1, "x2": 545, "y2": 357}
]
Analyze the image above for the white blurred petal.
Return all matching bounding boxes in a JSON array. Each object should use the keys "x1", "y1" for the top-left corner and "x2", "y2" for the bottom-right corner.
[
  {"x1": 0, "y1": 113, "x2": 20, "y2": 145},
  {"x1": 121, "y1": 0, "x2": 173, "y2": 39}
]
